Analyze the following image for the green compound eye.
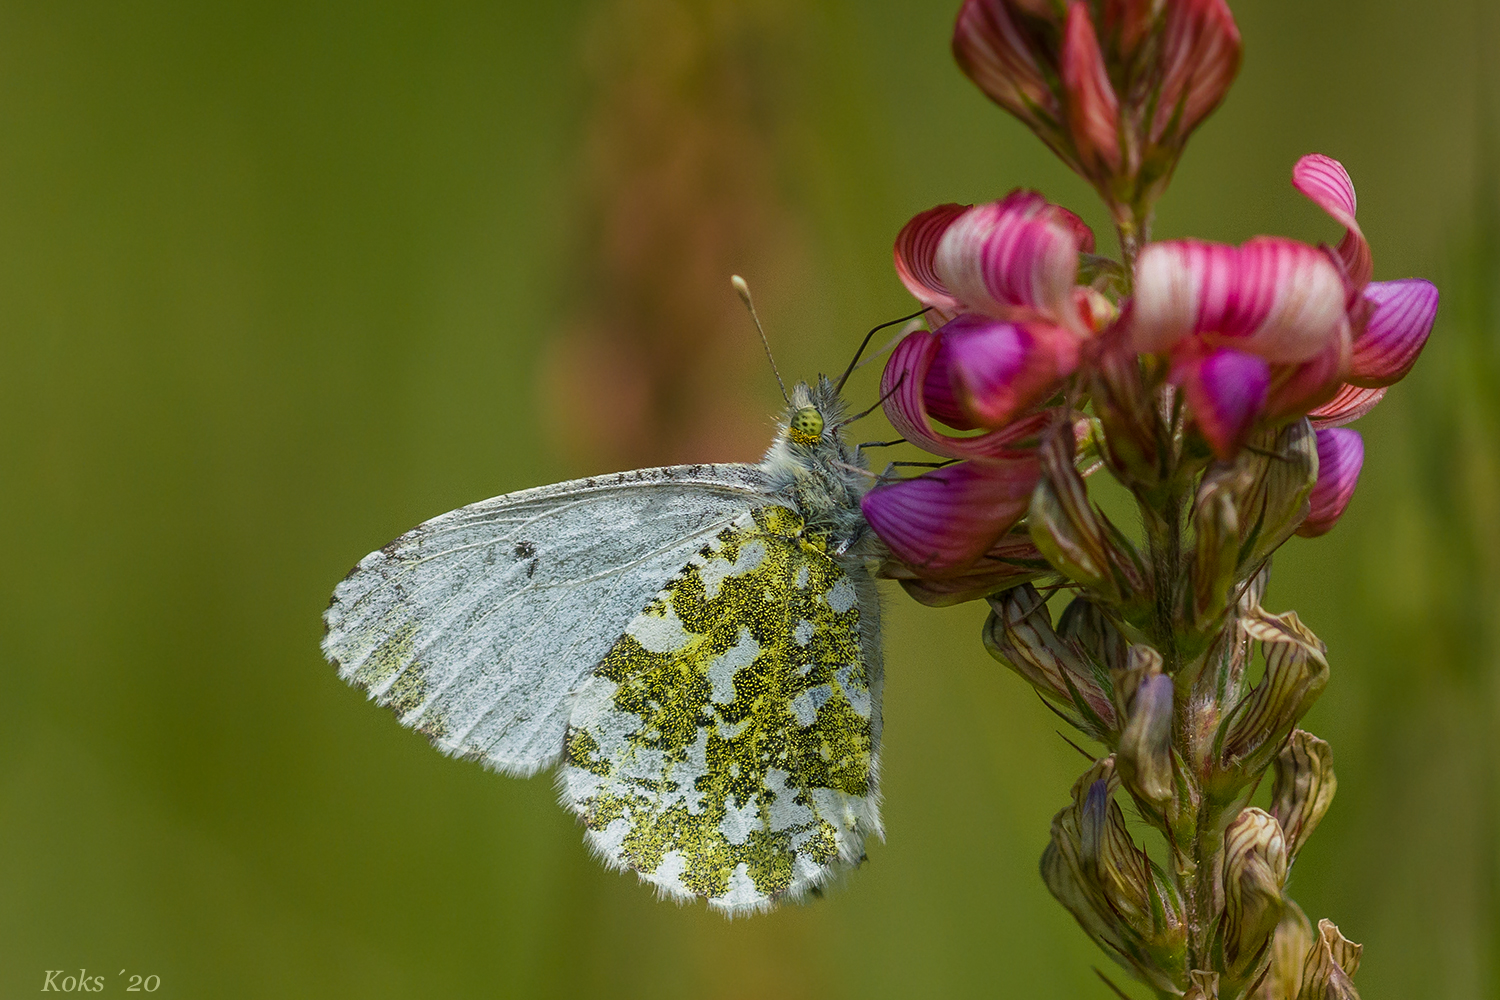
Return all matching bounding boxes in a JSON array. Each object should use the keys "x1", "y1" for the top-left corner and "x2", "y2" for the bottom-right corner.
[{"x1": 787, "y1": 406, "x2": 824, "y2": 445}]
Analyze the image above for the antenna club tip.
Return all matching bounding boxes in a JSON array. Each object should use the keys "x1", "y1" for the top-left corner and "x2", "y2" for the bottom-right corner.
[{"x1": 730, "y1": 274, "x2": 753, "y2": 306}]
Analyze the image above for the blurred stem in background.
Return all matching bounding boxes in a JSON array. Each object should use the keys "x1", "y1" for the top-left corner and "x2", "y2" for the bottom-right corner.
[{"x1": 540, "y1": 0, "x2": 807, "y2": 470}]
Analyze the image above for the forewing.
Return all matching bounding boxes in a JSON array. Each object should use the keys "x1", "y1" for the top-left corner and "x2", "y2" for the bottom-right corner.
[
  {"x1": 561, "y1": 505, "x2": 884, "y2": 915},
  {"x1": 322, "y1": 465, "x2": 771, "y2": 776}
]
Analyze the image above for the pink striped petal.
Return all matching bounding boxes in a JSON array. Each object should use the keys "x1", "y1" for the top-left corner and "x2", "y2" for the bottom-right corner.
[
  {"x1": 1062, "y1": 3, "x2": 1121, "y2": 173},
  {"x1": 1263, "y1": 320, "x2": 1350, "y2": 422},
  {"x1": 1292, "y1": 154, "x2": 1371, "y2": 290},
  {"x1": 862, "y1": 458, "x2": 1041, "y2": 572},
  {"x1": 882, "y1": 330, "x2": 1051, "y2": 460},
  {"x1": 894, "y1": 203, "x2": 969, "y2": 312},
  {"x1": 1296, "y1": 428, "x2": 1364, "y2": 537},
  {"x1": 1151, "y1": 0, "x2": 1241, "y2": 145},
  {"x1": 935, "y1": 192, "x2": 1092, "y2": 328},
  {"x1": 953, "y1": 0, "x2": 1062, "y2": 136},
  {"x1": 941, "y1": 314, "x2": 1081, "y2": 429},
  {"x1": 1309, "y1": 383, "x2": 1387, "y2": 428},
  {"x1": 1132, "y1": 238, "x2": 1347, "y2": 363},
  {"x1": 1349, "y1": 279, "x2": 1439, "y2": 386},
  {"x1": 1173, "y1": 345, "x2": 1270, "y2": 459}
]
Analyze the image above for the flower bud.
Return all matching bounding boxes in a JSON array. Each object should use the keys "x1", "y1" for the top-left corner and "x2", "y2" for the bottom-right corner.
[
  {"x1": 985, "y1": 583, "x2": 1118, "y2": 737},
  {"x1": 1218, "y1": 611, "x2": 1329, "y2": 785},
  {"x1": 1191, "y1": 475, "x2": 1240, "y2": 630},
  {"x1": 1088, "y1": 336, "x2": 1165, "y2": 487},
  {"x1": 1029, "y1": 424, "x2": 1148, "y2": 604},
  {"x1": 1057, "y1": 594, "x2": 1129, "y2": 676},
  {"x1": 953, "y1": 0, "x2": 1066, "y2": 161},
  {"x1": 1109, "y1": 640, "x2": 1162, "y2": 712},
  {"x1": 1220, "y1": 808, "x2": 1289, "y2": 992},
  {"x1": 1061, "y1": 3, "x2": 1122, "y2": 177},
  {"x1": 1296, "y1": 920, "x2": 1362, "y2": 1000},
  {"x1": 1117, "y1": 664, "x2": 1175, "y2": 807},
  {"x1": 1272, "y1": 730, "x2": 1337, "y2": 861},
  {"x1": 1150, "y1": 0, "x2": 1241, "y2": 152},
  {"x1": 1041, "y1": 757, "x2": 1188, "y2": 994},
  {"x1": 953, "y1": 0, "x2": 1241, "y2": 217}
]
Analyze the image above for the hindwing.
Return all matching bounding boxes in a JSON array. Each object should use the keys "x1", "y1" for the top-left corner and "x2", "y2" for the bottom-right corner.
[{"x1": 560, "y1": 504, "x2": 883, "y2": 914}]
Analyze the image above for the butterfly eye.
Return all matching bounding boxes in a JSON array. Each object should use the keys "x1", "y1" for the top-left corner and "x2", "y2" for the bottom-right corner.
[{"x1": 788, "y1": 406, "x2": 824, "y2": 445}]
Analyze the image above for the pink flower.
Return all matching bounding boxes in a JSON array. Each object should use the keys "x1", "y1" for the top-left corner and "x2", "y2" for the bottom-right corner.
[
  {"x1": 1126, "y1": 154, "x2": 1438, "y2": 458},
  {"x1": 892, "y1": 191, "x2": 1100, "y2": 430}
]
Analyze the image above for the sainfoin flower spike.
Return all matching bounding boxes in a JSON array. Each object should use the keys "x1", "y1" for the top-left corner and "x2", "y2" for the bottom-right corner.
[
  {"x1": 852, "y1": 1, "x2": 1440, "y2": 991},
  {"x1": 863, "y1": 19, "x2": 1436, "y2": 988}
]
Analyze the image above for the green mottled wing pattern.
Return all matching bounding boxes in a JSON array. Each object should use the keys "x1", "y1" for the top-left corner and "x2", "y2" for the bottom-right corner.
[{"x1": 559, "y1": 505, "x2": 882, "y2": 915}]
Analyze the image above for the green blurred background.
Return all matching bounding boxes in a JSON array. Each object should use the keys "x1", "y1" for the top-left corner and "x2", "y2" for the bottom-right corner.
[{"x1": 2, "y1": 0, "x2": 1495, "y2": 996}]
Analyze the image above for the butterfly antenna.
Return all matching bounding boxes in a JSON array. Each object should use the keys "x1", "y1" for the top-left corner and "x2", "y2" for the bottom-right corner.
[
  {"x1": 834, "y1": 306, "x2": 930, "y2": 393},
  {"x1": 731, "y1": 275, "x2": 789, "y2": 406}
]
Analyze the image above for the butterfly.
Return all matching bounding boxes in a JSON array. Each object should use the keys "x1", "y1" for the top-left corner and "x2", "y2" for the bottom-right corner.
[{"x1": 321, "y1": 361, "x2": 891, "y2": 915}]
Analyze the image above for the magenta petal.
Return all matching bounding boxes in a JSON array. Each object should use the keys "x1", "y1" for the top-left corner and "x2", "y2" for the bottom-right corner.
[
  {"x1": 1297, "y1": 428, "x2": 1364, "y2": 537},
  {"x1": 861, "y1": 458, "x2": 1041, "y2": 572},
  {"x1": 882, "y1": 330, "x2": 1052, "y2": 460},
  {"x1": 894, "y1": 203, "x2": 969, "y2": 312},
  {"x1": 941, "y1": 313, "x2": 1079, "y2": 429},
  {"x1": 1132, "y1": 238, "x2": 1346, "y2": 363},
  {"x1": 934, "y1": 191, "x2": 1091, "y2": 328},
  {"x1": 1292, "y1": 153, "x2": 1371, "y2": 290},
  {"x1": 924, "y1": 331, "x2": 980, "y2": 430},
  {"x1": 1309, "y1": 383, "x2": 1387, "y2": 428},
  {"x1": 1175, "y1": 346, "x2": 1271, "y2": 459},
  {"x1": 1349, "y1": 279, "x2": 1439, "y2": 387}
]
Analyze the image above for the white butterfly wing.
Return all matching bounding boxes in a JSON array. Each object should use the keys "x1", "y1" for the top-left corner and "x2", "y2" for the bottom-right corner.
[{"x1": 321, "y1": 465, "x2": 774, "y2": 776}]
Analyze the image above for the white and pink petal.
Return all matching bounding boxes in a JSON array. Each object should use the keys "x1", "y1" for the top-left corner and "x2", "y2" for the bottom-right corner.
[
  {"x1": 934, "y1": 192, "x2": 1092, "y2": 328},
  {"x1": 894, "y1": 203, "x2": 969, "y2": 312},
  {"x1": 1131, "y1": 238, "x2": 1346, "y2": 363}
]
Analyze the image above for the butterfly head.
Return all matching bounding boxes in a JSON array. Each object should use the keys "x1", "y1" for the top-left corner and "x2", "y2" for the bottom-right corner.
[
  {"x1": 786, "y1": 406, "x2": 824, "y2": 446},
  {"x1": 779, "y1": 377, "x2": 851, "y2": 450}
]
